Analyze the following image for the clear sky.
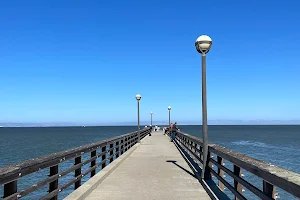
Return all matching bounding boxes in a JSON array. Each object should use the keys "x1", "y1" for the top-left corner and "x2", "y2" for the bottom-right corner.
[{"x1": 0, "y1": 0, "x2": 299, "y2": 125}]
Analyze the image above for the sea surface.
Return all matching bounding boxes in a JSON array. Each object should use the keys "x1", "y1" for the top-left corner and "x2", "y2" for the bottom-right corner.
[{"x1": 0, "y1": 125, "x2": 299, "y2": 200}]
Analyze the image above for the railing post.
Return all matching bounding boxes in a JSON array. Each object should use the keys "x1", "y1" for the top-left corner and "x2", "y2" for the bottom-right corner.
[
  {"x1": 263, "y1": 180, "x2": 276, "y2": 199},
  {"x1": 134, "y1": 134, "x2": 136, "y2": 145},
  {"x1": 195, "y1": 143, "x2": 200, "y2": 164},
  {"x1": 178, "y1": 134, "x2": 182, "y2": 143},
  {"x1": 190, "y1": 141, "x2": 194, "y2": 160},
  {"x1": 110, "y1": 143, "x2": 114, "y2": 163},
  {"x1": 128, "y1": 136, "x2": 131, "y2": 148},
  {"x1": 234, "y1": 165, "x2": 243, "y2": 200},
  {"x1": 102, "y1": 145, "x2": 107, "y2": 169},
  {"x1": 49, "y1": 165, "x2": 58, "y2": 200},
  {"x1": 90, "y1": 150, "x2": 96, "y2": 177},
  {"x1": 200, "y1": 146, "x2": 203, "y2": 161},
  {"x1": 120, "y1": 138, "x2": 124, "y2": 155},
  {"x1": 141, "y1": 130, "x2": 144, "y2": 139},
  {"x1": 217, "y1": 156, "x2": 225, "y2": 191},
  {"x1": 116, "y1": 140, "x2": 120, "y2": 158},
  {"x1": 127, "y1": 136, "x2": 130, "y2": 150},
  {"x1": 186, "y1": 139, "x2": 189, "y2": 151},
  {"x1": 3, "y1": 180, "x2": 17, "y2": 198},
  {"x1": 183, "y1": 137, "x2": 187, "y2": 151},
  {"x1": 185, "y1": 139, "x2": 189, "y2": 150},
  {"x1": 124, "y1": 137, "x2": 128, "y2": 152},
  {"x1": 204, "y1": 151, "x2": 212, "y2": 180},
  {"x1": 74, "y1": 156, "x2": 81, "y2": 189}
]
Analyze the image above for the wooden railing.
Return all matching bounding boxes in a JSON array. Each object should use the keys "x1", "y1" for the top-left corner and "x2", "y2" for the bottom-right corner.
[
  {"x1": 174, "y1": 131, "x2": 300, "y2": 200},
  {"x1": 0, "y1": 128, "x2": 151, "y2": 200}
]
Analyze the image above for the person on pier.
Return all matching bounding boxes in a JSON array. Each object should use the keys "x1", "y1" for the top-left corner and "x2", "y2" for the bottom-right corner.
[
  {"x1": 169, "y1": 123, "x2": 173, "y2": 134},
  {"x1": 170, "y1": 122, "x2": 177, "y2": 142}
]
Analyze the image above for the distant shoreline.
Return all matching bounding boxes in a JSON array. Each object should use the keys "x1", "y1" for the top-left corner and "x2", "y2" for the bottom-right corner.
[{"x1": 0, "y1": 124, "x2": 299, "y2": 128}]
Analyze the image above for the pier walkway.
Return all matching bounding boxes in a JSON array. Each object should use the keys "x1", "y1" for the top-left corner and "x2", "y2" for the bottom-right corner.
[{"x1": 66, "y1": 130, "x2": 211, "y2": 200}]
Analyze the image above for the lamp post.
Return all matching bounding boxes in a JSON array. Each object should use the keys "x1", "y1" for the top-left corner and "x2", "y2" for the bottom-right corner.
[
  {"x1": 195, "y1": 35, "x2": 212, "y2": 180},
  {"x1": 150, "y1": 112, "x2": 153, "y2": 126},
  {"x1": 168, "y1": 106, "x2": 171, "y2": 126},
  {"x1": 135, "y1": 94, "x2": 141, "y2": 143}
]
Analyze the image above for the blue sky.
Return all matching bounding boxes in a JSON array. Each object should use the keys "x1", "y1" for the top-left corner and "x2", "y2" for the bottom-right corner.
[{"x1": 0, "y1": 0, "x2": 299, "y2": 125}]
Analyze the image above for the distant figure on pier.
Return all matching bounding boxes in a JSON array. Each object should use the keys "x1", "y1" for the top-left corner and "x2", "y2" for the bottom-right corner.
[
  {"x1": 169, "y1": 123, "x2": 173, "y2": 137},
  {"x1": 155, "y1": 125, "x2": 158, "y2": 131},
  {"x1": 163, "y1": 127, "x2": 168, "y2": 134},
  {"x1": 149, "y1": 125, "x2": 152, "y2": 136},
  {"x1": 170, "y1": 122, "x2": 178, "y2": 142}
]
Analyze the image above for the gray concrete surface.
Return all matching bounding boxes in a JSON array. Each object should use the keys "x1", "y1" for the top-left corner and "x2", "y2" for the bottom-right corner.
[
  {"x1": 64, "y1": 136, "x2": 143, "y2": 200},
  {"x1": 83, "y1": 130, "x2": 211, "y2": 200}
]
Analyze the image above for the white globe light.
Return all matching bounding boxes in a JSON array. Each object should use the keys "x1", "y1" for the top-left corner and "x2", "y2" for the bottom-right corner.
[
  {"x1": 150, "y1": 112, "x2": 153, "y2": 114},
  {"x1": 168, "y1": 106, "x2": 171, "y2": 110},
  {"x1": 195, "y1": 35, "x2": 212, "y2": 54},
  {"x1": 135, "y1": 94, "x2": 141, "y2": 100}
]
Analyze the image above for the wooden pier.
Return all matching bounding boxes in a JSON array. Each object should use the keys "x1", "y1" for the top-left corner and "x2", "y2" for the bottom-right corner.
[
  {"x1": 0, "y1": 127, "x2": 300, "y2": 200},
  {"x1": 66, "y1": 130, "x2": 210, "y2": 200}
]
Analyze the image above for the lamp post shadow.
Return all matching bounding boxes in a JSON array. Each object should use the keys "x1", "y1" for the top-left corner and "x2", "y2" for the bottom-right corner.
[{"x1": 166, "y1": 160, "x2": 197, "y2": 179}]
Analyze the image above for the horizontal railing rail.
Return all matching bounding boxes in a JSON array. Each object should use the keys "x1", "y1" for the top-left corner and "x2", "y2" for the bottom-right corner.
[
  {"x1": 0, "y1": 128, "x2": 151, "y2": 200},
  {"x1": 174, "y1": 131, "x2": 300, "y2": 200}
]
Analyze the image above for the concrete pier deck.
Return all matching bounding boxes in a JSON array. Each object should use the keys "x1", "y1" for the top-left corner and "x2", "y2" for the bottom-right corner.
[{"x1": 67, "y1": 130, "x2": 211, "y2": 200}]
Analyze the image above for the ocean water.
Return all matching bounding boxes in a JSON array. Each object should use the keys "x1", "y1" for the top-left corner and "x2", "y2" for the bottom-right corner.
[
  {"x1": 180, "y1": 125, "x2": 300, "y2": 200},
  {"x1": 0, "y1": 125, "x2": 299, "y2": 199}
]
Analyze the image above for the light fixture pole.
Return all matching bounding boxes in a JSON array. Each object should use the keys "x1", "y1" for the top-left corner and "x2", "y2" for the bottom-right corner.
[
  {"x1": 135, "y1": 94, "x2": 142, "y2": 143},
  {"x1": 150, "y1": 112, "x2": 153, "y2": 126},
  {"x1": 195, "y1": 35, "x2": 212, "y2": 180},
  {"x1": 168, "y1": 106, "x2": 171, "y2": 126}
]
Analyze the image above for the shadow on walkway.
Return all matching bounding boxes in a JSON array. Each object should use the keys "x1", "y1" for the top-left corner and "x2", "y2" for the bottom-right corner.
[
  {"x1": 166, "y1": 160, "x2": 197, "y2": 179},
  {"x1": 171, "y1": 137, "x2": 231, "y2": 200}
]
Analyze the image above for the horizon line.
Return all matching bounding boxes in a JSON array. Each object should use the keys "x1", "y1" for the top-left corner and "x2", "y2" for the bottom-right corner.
[
  {"x1": 1, "y1": 124, "x2": 300, "y2": 128},
  {"x1": 1, "y1": 120, "x2": 300, "y2": 127}
]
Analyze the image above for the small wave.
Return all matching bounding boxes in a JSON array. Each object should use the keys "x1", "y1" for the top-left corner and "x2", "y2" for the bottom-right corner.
[
  {"x1": 231, "y1": 140, "x2": 298, "y2": 152},
  {"x1": 231, "y1": 140, "x2": 270, "y2": 148}
]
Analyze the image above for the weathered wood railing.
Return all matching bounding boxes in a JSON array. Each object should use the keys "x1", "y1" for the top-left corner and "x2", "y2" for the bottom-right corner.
[
  {"x1": 174, "y1": 131, "x2": 300, "y2": 200},
  {"x1": 0, "y1": 128, "x2": 151, "y2": 200}
]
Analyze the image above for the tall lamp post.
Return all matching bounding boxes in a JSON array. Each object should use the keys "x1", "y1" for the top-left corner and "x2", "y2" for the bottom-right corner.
[
  {"x1": 150, "y1": 112, "x2": 153, "y2": 126},
  {"x1": 168, "y1": 106, "x2": 171, "y2": 126},
  {"x1": 195, "y1": 35, "x2": 212, "y2": 180},
  {"x1": 136, "y1": 94, "x2": 141, "y2": 143}
]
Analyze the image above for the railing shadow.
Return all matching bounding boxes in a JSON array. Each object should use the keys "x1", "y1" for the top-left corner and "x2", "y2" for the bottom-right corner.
[{"x1": 172, "y1": 137, "x2": 230, "y2": 200}]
